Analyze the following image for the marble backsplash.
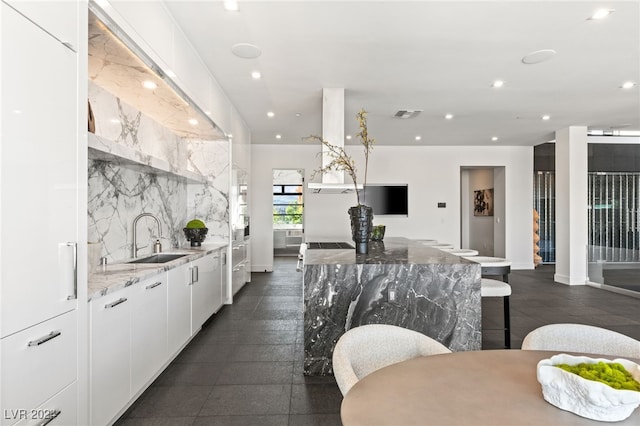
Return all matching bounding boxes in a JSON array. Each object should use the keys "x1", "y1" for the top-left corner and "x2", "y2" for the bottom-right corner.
[
  {"x1": 88, "y1": 82, "x2": 229, "y2": 262},
  {"x1": 187, "y1": 140, "x2": 230, "y2": 241}
]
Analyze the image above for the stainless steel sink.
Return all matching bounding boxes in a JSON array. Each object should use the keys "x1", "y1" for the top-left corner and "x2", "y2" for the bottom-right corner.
[{"x1": 128, "y1": 253, "x2": 188, "y2": 264}]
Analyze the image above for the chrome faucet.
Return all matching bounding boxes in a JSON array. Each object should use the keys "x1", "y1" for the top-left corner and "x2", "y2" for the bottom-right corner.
[{"x1": 132, "y1": 213, "x2": 162, "y2": 258}]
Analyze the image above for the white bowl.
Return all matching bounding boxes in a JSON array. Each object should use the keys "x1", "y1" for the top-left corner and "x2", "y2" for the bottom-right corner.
[{"x1": 537, "y1": 354, "x2": 640, "y2": 422}]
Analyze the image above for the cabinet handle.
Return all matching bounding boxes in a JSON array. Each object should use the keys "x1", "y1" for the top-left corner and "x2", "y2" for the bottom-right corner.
[
  {"x1": 105, "y1": 297, "x2": 128, "y2": 309},
  {"x1": 28, "y1": 331, "x2": 61, "y2": 347},
  {"x1": 146, "y1": 281, "x2": 163, "y2": 290},
  {"x1": 232, "y1": 246, "x2": 240, "y2": 250},
  {"x1": 61, "y1": 40, "x2": 76, "y2": 52},
  {"x1": 66, "y1": 242, "x2": 77, "y2": 300},
  {"x1": 190, "y1": 266, "x2": 199, "y2": 284},
  {"x1": 37, "y1": 410, "x2": 61, "y2": 426}
]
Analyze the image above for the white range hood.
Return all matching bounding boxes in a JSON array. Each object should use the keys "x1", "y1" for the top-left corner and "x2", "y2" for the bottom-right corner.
[{"x1": 308, "y1": 88, "x2": 363, "y2": 194}]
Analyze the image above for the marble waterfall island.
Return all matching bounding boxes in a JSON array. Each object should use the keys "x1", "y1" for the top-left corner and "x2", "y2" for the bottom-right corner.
[{"x1": 303, "y1": 238, "x2": 481, "y2": 375}]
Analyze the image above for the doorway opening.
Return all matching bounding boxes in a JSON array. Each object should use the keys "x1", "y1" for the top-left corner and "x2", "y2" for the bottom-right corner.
[
  {"x1": 460, "y1": 166, "x2": 506, "y2": 257},
  {"x1": 273, "y1": 169, "x2": 304, "y2": 257}
]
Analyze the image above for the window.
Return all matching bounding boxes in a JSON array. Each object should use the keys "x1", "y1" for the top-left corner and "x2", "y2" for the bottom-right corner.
[{"x1": 273, "y1": 184, "x2": 303, "y2": 226}]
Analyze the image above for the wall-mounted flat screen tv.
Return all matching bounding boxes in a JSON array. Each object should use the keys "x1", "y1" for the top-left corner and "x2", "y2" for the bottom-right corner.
[{"x1": 359, "y1": 185, "x2": 408, "y2": 215}]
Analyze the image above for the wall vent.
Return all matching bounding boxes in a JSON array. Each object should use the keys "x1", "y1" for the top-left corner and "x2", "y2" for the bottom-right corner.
[{"x1": 394, "y1": 109, "x2": 423, "y2": 119}]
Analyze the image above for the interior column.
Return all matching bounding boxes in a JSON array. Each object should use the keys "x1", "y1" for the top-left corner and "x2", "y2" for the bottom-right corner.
[{"x1": 554, "y1": 126, "x2": 588, "y2": 285}]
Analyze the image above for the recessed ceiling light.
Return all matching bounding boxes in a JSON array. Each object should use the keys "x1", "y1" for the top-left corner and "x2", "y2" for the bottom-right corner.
[
  {"x1": 445, "y1": 114, "x2": 454, "y2": 120},
  {"x1": 275, "y1": 134, "x2": 282, "y2": 139},
  {"x1": 492, "y1": 80, "x2": 504, "y2": 88},
  {"x1": 251, "y1": 71, "x2": 261, "y2": 80},
  {"x1": 491, "y1": 136, "x2": 499, "y2": 141},
  {"x1": 267, "y1": 111, "x2": 275, "y2": 118},
  {"x1": 621, "y1": 81, "x2": 636, "y2": 89},
  {"x1": 589, "y1": 8, "x2": 614, "y2": 20},
  {"x1": 188, "y1": 118, "x2": 198, "y2": 126},
  {"x1": 142, "y1": 80, "x2": 157, "y2": 90},
  {"x1": 295, "y1": 112, "x2": 301, "y2": 117},
  {"x1": 345, "y1": 135, "x2": 352, "y2": 140},
  {"x1": 12, "y1": 109, "x2": 22, "y2": 114},
  {"x1": 522, "y1": 49, "x2": 556, "y2": 65},
  {"x1": 231, "y1": 43, "x2": 261, "y2": 59},
  {"x1": 542, "y1": 115, "x2": 551, "y2": 121},
  {"x1": 415, "y1": 136, "x2": 422, "y2": 141},
  {"x1": 224, "y1": 1, "x2": 239, "y2": 12}
]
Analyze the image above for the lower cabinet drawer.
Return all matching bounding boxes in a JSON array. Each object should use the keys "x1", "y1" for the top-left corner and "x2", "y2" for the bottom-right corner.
[
  {"x1": 232, "y1": 261, "x2": 246, "y2": 295},
  {"x1": 11, "y1": 382, "x2": 77, "y2": 426},
  {"x1": 0, "y1": 310, "x2": 77, "y2": 426}
]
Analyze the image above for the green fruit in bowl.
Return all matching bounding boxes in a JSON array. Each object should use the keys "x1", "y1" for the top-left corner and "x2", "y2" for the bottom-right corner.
[{"x1": 186, "y1": 219, "x2": 206, "y2": 229}]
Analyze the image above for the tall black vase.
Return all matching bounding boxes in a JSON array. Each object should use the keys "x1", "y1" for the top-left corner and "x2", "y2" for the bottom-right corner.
[{"x1": 348, "y1": 205, "x2": 374, "y2": 254}]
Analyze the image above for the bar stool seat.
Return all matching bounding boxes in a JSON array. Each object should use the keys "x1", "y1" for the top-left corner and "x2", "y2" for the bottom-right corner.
[
  {"x1": 481, "y1": 278, "x2": 511, "y2": 348},
  {"x1": 463, "y1": 256, "x2": 512, "y2": 282},
  {"x1": 431, "y1": 243, "x2": 454, "y2": 249},
  {"x1": 442, "y1": 248, "x2": 479, "y2": 256}
]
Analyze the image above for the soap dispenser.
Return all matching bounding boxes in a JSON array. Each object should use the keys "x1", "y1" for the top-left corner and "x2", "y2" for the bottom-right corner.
[{"x1": 154, "y1": 239, "x2": 162, "y2": 253}]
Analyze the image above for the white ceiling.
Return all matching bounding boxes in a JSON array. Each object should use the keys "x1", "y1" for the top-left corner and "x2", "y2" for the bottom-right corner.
[{"x1": 163, "y1": 0, "x2": 640, "y2": 147}]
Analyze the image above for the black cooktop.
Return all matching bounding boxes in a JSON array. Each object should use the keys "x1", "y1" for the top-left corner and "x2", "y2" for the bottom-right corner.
[{"x1": 307, "y1": 242, "x2": 353, "y2": 250}]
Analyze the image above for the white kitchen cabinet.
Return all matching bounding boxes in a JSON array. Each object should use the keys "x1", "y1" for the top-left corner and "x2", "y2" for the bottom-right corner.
[
  {"x1": 1, "y1": 3, "x2": 83, "y2": 425},
  {"x1": 167, "y1": 263, "x2": 192, "y2": 357},
  {"x1": 232, "y1": 241, "x2": 248, "y2": 296},
  {"x1": 191, "y1": 253, "x2": 222, "y2": 334},
  {"x1": 12, "y1": 382, "x2": 78, "y2": 426},
  {"x1": 130, "y1": 274, "x2": 168, "y2": 397},
  {"x1": 1, "y1": 0, "x2": 78, "y2": 339},
  {"x1": 1, "y1": 311, "x2": 77, "y2": 426},
  {"x1": 4, "y1": 0, "x2": 78, "y2": 50},
  {"x1": 244, "y1": 240, "x2": 252, "y2": 284},
  {"x1": 221, "y1": 251, "x2": 230, "y2": 304},
  {"x1": 90, "y1": 287, "x2": 131, "y2": 426},
  {"x1": 232, "y1": 261, "x2": 246, "y2": 296},
  {"x1": 211, "y1": 251, "x2": 224, "y2": 312}
]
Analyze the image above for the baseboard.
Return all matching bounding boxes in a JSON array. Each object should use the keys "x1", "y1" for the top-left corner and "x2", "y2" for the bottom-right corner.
[
  {"x1": 252, "y1": 264, "x2": 273, "y2": 272},
  {"x1": 554, "y1": 273, "x2": 587, "y2": 285}
]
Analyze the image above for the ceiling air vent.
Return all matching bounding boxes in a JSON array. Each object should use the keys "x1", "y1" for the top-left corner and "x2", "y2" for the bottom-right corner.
[{"x1": 394, "y1": 109, "x2": 423, "y2": 119}]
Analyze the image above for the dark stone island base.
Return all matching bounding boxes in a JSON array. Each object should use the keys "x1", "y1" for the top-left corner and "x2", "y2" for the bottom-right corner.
[{"x1": 303, "y1": 238, "x2": 481, "y2": 376}]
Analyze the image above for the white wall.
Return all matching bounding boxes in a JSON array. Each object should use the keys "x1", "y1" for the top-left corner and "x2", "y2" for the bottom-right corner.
[{"x1": 251, "y1": 144, "x2": 534, "y2": 271}]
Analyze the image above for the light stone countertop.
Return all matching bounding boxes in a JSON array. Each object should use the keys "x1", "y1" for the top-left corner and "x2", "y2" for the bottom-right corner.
[{"x1": 88, "y1": 242, "x2": 228, "y2": 301}]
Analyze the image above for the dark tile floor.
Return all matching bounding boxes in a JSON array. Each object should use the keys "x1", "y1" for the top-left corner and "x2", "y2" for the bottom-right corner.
[{"x1": 115, "y1": 259, "x2": 640, "y2": 426}]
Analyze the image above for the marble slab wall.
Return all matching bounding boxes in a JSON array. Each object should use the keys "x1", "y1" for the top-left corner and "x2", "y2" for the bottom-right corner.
[
  {"x1": 88, "y1": 159, "x2": 187, "y2": 261},
  {"x1": 88, "y1": 82, "x2": 229, "y2": 261},
  {"x1": 303, "y1": 247, "x2": 481, "y2": 375},
  {"x1": 187, "y1": 140, "x2": 230, "y2": 241}
]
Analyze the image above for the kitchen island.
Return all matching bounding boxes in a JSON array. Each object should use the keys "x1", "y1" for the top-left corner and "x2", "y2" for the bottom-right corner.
[{"x1": 303, "y1": 237, "x2": 481, "y2": 375}]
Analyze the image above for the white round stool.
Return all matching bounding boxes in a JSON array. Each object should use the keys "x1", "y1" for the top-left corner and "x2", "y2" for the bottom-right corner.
[
  {"x1": 481, "y1": 278, "x2": 512, "y2": 349},
  {"x1": 441, "y1": 248, "x2": 479, "y2": 256},
  {"x1": 431, "y1": 243, "x2": 454, "y2": 250},
  {"x1": 463, "y1": 256, "x2": 512, "y2": 282}
]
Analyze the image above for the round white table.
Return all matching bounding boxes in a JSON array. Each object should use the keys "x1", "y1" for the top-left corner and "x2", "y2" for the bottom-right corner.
[{"x1": 341, "y1": 350, "x2": 640, "y2": 425}]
